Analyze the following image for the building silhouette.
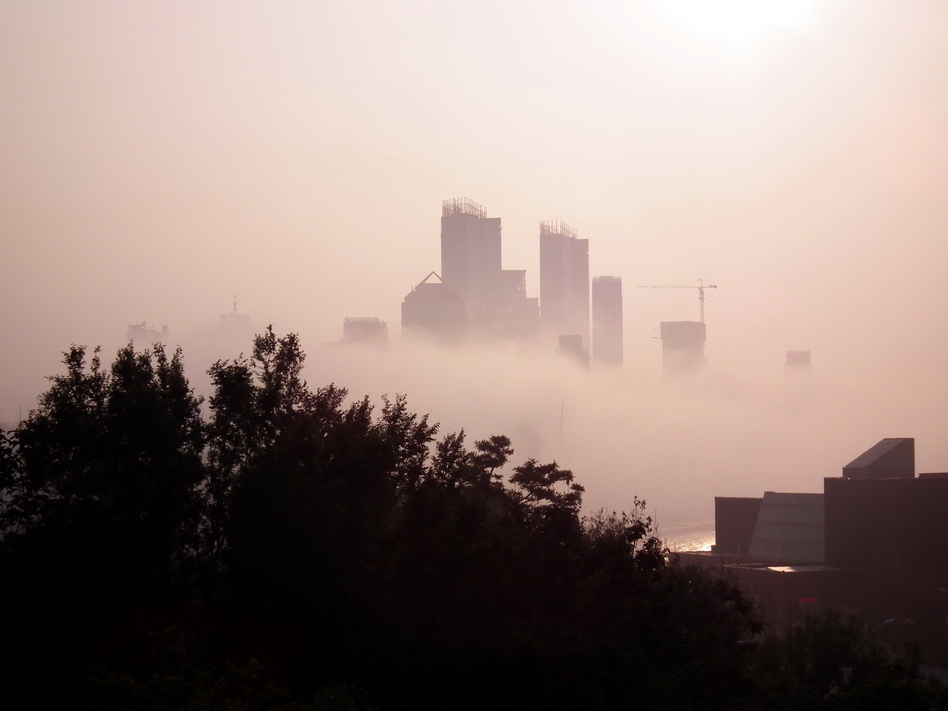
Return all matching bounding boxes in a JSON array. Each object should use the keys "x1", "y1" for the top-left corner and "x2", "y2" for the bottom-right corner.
[
  {"x1": 404, "y1": 199, "x2": 539, "y2": 345},
  {"x1": 342, "y1": 317, "x2": 388, "y2": 346},
  {"x1": 401, "y1": 272, "x2": 465, "y2": 344},
  {"x1": 539, "y1": 220, "x2": 589, "y2": 351},
  {"x1": 785, "y1": 350, "x2": 812, "y2": 372},
  {"x1": 683, "y1": 437, "x2": 948, "y2": 663},
  {"x1": 217, "y1": 298, "x2": 252, "y2": 342},
  {"x1": 440, "y1": 198, "x2": 502, "y2": 326},
  {"x1": 127, "y1": 322, "x2": 168, "y2": 345},
  {"x1": 592, "y1": 276, "x2": 623, "y2": 367},
  {"x1": 660, "y1": 321, "x2": 705, "y2": 375}
]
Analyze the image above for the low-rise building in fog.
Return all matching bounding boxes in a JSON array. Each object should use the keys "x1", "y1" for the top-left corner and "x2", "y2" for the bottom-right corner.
[
  {"x1": 219, "y1": 310, "x2": 251, "y2": 336},
  {"x1": 216, "y1": 300, "x2": 254, "y2": 348},
  {"x1": 342, "y1": 317, "x2": 388, "y2": 346},
  {"x1": 127, "y1": 322, "x2": 168, "y2": 345}
]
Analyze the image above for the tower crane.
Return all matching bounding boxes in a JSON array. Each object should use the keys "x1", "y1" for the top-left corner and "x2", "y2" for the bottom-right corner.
[{"x1": 637, "y1": 279, "x2": 718, "y2": 323}]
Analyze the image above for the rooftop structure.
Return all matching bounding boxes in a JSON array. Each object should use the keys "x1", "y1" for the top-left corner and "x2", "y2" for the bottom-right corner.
[
  {"x1": 842, "y1": 437, "x2": 914, "y2": 479},
  {"x1": 441, "y1": 196, "x2": 486, "y2": 219}
]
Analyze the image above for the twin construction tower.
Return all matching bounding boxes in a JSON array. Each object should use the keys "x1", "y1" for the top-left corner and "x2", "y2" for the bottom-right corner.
[{"x1": 402, "y1": 197, "x2": 673, "y2": 370}]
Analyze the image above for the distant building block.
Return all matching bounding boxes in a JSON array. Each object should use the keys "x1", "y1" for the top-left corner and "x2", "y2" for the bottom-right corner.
[
  {"x1": 660, "y1": 320, "x2": 705, "y2": 375},
  {"x1": 127, "y1": 322, "x2": 168, "y2": 344},
  {"x1": 342, "y1": 317, "x2": 388, "y2": 346},
  {"x1": 785, "y1": 350, "x2": 812, "y2": 371}
]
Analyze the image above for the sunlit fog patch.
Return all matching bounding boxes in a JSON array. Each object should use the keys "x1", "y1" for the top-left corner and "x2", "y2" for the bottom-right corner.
[
  {"x1": 172, "y1": 324, "x2": 948, "y2": 545},
  {"x1": 306, "y1": 338, "x2": 842, "y2": 528},
  {"x1": 651, "y1": 0, "x2": 818, "y2": 47}
]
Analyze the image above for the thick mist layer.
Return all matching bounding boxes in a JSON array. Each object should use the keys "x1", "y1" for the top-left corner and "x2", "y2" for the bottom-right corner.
[
  {"x1": 303, "y1": 337, "x2": 948, "y2": 534},
  {"x1": 3, "y1": 309, "x2": 948, "y2": 543}
]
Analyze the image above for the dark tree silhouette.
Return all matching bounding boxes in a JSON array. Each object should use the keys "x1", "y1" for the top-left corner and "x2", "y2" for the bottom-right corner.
[
  {"x1": 2, "y1": 343, "x2": 206, "y2": 706},
  {"x1": 8, "y1": 330, "x2": 937, "y2": 710}
]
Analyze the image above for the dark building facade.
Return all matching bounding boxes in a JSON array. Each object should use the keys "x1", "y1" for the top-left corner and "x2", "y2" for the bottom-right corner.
[
  {"x1": 841, "y1": 436, "x2": 914, "y2": 480},
  {"x1": 685, "y1": 437, "x2": 948, "y2": 662},
  {"x1": 825, "y1": 474, "x2": 948, "y2": 570},
  {"x1": 714, "y1": 496, "x2": 763, "y2": 555}
]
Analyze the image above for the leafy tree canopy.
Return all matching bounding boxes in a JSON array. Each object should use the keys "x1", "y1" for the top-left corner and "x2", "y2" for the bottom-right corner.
[{"x1": 3, "y1": 328, "x2": 940, "y2": 709}]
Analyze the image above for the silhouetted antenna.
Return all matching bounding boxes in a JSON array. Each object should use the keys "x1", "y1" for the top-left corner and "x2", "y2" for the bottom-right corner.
[
  {"x1": 637, "y1": 279, "x2": 718, "y2": 323},
  {"x1": 232, "y1": 293, "x2": 237, "y2": 315}
]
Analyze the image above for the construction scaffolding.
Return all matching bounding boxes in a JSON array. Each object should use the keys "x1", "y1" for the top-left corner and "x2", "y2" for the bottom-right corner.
[
  {"x1": 540, "y1": 219, "x2": 577, "y2": 239},
  {"x1": 442, "y1": 197, "x2": 486, "y2": 218}
]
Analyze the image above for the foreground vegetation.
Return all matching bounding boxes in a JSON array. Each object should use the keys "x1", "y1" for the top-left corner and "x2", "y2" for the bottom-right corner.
[{"x1": 1, "y1": 330, "x2": 945, "y2": 709}]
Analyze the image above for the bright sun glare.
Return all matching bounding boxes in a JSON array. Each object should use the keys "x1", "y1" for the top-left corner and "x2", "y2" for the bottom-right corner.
[{"x1": 656, "y1": 0, "x2": 817, "y2": 47}]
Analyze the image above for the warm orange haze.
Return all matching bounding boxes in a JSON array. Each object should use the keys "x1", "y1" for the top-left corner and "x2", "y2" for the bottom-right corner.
[{"x1": 3, "y1": 0, "x2": 948, "y2": 536}]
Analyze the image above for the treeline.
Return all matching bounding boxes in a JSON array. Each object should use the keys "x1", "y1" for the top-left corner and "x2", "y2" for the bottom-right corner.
[{"x1": 1, "y1": 330, "x2": 944, "y2": 709}]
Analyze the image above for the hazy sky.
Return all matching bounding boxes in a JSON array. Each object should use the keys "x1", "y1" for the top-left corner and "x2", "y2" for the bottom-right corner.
[{"x1": 3, "y1": 1, "x2": 948, "y2": 530}]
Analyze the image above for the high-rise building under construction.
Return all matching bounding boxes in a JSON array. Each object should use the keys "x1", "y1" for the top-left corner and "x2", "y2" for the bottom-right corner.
[
  {"x1": 592, "y1": 276, "x2": 623, "y2": 367},
  {"x1": 440, "y1": 197, "x2": 502, "y2": 323},
  {"x1": 539, "y1": 220, "x2": 589, "y2": 351},
  {"x1": 403, "y1": 199, "x2": 537, "y2": 344}
]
